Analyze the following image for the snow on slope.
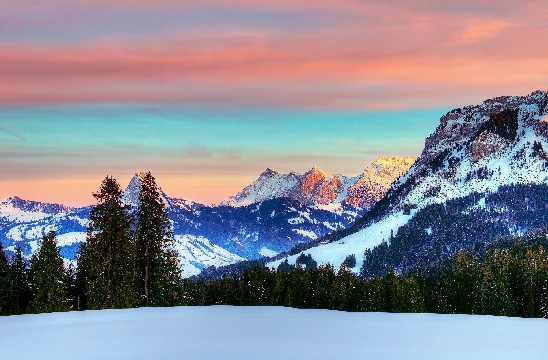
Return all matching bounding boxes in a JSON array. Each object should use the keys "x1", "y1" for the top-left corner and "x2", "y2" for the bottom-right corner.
[
  {"x1": 0, "y1": 181, "x2": 360, "y2": 277},
  {"x1": 269, "y1": 210, "x2": 416, "y2": 271},
  {"x1": 344, "y1": 156, "x2": 415, "y2": 208},
  {"x1": 0, "y1": 198, "x2": 59, "y2": 223},
  {"x1": 221, "y1": 157, "x2": 415, "y2": 209},
  {"x1": 220, "y1": 168, "x2": 301, "y2": 207},
  {"x1": 1, "y1": 306, "x2": 547, "y2": 360},
  {"x1": 173, "y1": 235, "x2": 244, "y2": 278},
  {"x1": 395, "y1": 94, "x2": 548, "y2": 209},
  {"x1": 0, "y1": 197, "x2": 89, "y2": 256}
]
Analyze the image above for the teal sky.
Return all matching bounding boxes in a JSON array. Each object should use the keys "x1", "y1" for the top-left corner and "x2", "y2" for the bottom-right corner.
[{"x1": 0, "y1": 104, "x2": 447, "y2": 205}]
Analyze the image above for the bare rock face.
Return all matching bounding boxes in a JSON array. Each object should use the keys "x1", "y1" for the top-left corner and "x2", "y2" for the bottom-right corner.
[
  {"x1": 301, "y1": 167, "x2": 329, "y2": 204},
  {"x1": 467, "y1": 109, "x2": 519, "y2": 161},
  {"x1": 313, "y1": 176, "x2": 343, "y2": 205},
  {"x1": 385, "y1": 90, "x2": 548, "y2": 214},
  {"x1": 344, "y1": 157, "x2": 416, "y2": 208},
  {"x1": 469, "y1": 131, "x2": 509, "y2": 162}
]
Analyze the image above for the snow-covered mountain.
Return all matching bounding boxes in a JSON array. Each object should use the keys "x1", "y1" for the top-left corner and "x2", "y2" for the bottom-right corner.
[
  {"x1": 269, "y1": 90, "x2": 548, "y2": 274},
  {"x1": 221, "y1": 157, "x2": 415, "y2": 209},
  {"x1": 0, "y1": 193, "x2": 361, "y2": 278},
  {"x1": 0, "y1": 157, "x2": 411, "y2": 277},
  {"x1": 0, "y1": 197, "x2": 91, "y2": 261}
]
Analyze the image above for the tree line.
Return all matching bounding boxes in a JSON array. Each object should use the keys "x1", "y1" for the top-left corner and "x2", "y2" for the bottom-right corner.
[
  {"x1": 183, "y1": 240, "x2": 548, "y2": 318},
  {"x1": 0, "y1": 174, "x2": 547, "y2": 318},
  {"x1": 0, "y1": 172, "x2": 181, "y2": 315}
]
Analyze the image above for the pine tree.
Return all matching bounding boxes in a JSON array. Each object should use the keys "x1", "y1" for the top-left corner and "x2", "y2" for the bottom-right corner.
[
  {"x1": 332, "y1": 263, "x2": 359, "y2": 311},
  {"x1": 0, "y1": 242, "x2": 12, "y2": 315},
  {"x1": 9, "y1": 246, "x2": 32, "y2": 314},
  {"x1": 397, "y1": 276, "x2": 426, "y2": 313},
  {"x1": 65, "y1": 261, "x2": 78, "y2": 311},
  {"x1": 80, "y1": 176, "x2": 136, "y2": 309},
  {"x1": 74, "y1": 243, "x2": 90, "y2": 310},
  {"x1": 29, "y1": 231, "x2": 70, "y2": 313},
  {"x1": 135, "y1": 172, "x2": 180, "y2": 306},
  {"x1": 382, "y1": 268, "x2": 399, "y2": 312}
]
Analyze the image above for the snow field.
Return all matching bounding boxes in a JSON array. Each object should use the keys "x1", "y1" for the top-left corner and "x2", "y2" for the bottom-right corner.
[{"x1": 0, "y1": 306, "x2": 546, "y2": 360}]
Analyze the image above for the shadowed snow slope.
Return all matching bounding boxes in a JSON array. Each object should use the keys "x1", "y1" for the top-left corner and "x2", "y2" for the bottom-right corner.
[{"x1": 0, "y1": 306, "x2": 547, "y2": 360}]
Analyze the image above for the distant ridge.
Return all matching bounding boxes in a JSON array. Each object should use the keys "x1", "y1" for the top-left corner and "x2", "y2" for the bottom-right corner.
[{"x1": 221, "y1": 157, "x2": 415, "y2": 209}]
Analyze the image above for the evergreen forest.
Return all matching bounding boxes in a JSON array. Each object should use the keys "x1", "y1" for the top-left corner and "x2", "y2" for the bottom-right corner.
[{"x1": 0, "y1": 174, "x2": 547, "y2": 319}]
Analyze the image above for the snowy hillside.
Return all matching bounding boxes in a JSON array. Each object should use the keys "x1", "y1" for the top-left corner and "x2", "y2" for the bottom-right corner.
[
  {"x1": 221, "y1": 157, "x2": 414, "y2": 209},
  {"x1": 0, "y1": 157, "x2": 413, "y2": 277},
  {"x1": 1, "y1": 306, "x2": 546, "y2": 360},
  {"x1": 392, "y1": 91, "x2": 548, "y2": 209},
  {"x1": 173, "y1": 235, "x2": 245, "y2": 277},
  {"x1": 0, "y1": 197, "x2": 90, "y2": 260},
  {"x1": 271, "y1": 90, "x2": 548, "y2": 272}
]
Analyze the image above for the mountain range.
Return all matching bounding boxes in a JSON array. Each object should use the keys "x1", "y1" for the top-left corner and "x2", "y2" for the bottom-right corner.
[
  {"x1": 3, "y1": 90, "x2": 547, "y2": 279},
  {"x1": 0, "y1": 157, "x2": 413, "y2": 277},
  {"x1": 266, "y1": 90, "x2": 548, "y2": 276}
]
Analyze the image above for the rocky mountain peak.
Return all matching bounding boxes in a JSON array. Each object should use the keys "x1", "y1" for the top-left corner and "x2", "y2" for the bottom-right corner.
[
  {"x1": 268, "y1": 90, "x2": 548, "y2": 274},
  {"x1": 222, "y1": 158, "x2": 415, "y2": 209},
  {"x1": 386, "y1": 90, "x2": 548, "y2": 215},
  {"x1": 122, "y1": 172, "x2": 171, "y2": 208},
  {"x1": 260, "y1": 168, "x2": 279, "y2": 177},
  {"x1": 2, "y1": 196, "x2": 71, "y2": 214}
]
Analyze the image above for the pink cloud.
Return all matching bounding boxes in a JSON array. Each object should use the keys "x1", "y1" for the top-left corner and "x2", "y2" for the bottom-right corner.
[
  {"x1": 453, "y1": 19, "x2": 512, "y2": 44},
  {"x1": 1, "y1": 1, "x2": 548, "y2": 109}
]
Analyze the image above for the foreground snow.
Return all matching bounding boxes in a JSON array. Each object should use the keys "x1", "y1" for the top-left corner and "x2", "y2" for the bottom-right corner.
[{"x1": 0, "y1": 306, "x2": 547, "y2": 360}]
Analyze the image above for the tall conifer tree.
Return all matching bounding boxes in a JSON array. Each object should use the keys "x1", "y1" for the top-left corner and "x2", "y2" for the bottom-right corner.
[
  {"x1": 81, "y1": 176, "x2": 136, "y2": 309},
  {"x1": 29, "y1": 231, "x2": 70, "y2": 313},
  {"x1": 9, "y1": 246, "x2": 32, "y2": 314},
  {"x1": 0, "y1": 242, "x2": 12, "y2": 315},
  {"x1": 135, "y1": 172, "x2": 180, "y2": 306}
]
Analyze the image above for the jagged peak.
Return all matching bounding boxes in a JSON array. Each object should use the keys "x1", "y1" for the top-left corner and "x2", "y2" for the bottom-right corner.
[
  {"x1": 371, "y1": 156, "x2": 416, "y2": 167},
  {"x1": 222, "y1": 159, "x2": 415, "y2": 208},
  {"x1": 122, "y1": 171, "x2": 171, "y2": 208},
  {"x1": 305, "y1": 166, "x2": 331, "y2": 178},
  {"x1": 260, "y1": 168, "x2": 279, "y2": 177},
  {"x1": 5, "y1": 195, "x2": 23, "y2": 203},
  {"x1": 1, "y1": 195, "x2": 71, "y2": 213},
  {"x1": 136, "y1": 171, "x2": 147, "y2": 180}
]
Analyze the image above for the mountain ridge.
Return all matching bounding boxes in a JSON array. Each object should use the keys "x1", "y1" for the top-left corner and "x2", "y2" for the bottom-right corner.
[
  {"x1": 267, "y1": 90, "x2": 548, "y2": 274},
  {"x1": 221, "y1": 156, "x2": 415, "y2": 209},
  {"x1": 1, "y1": 158, "x2": 410, "y2": 276}
]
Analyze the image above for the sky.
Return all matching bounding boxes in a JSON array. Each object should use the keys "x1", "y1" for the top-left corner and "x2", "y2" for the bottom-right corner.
[{"x1": 1, "y1": 0, "x2": 548, "y2": 206}]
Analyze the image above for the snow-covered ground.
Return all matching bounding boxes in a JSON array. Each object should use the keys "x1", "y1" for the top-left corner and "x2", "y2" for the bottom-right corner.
[{"x1": 1, "y1": 306, "x2": 546, "y2": 360}]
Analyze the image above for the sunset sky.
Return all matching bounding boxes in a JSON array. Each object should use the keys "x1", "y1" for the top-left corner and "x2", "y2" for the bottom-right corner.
[{"x1": 1, "y1": 0, "x2": 548, "y2": 206}]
